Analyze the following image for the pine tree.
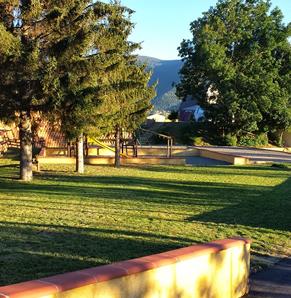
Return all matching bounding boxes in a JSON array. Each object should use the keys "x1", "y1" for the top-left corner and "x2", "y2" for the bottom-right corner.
[
  {"x1": 53, "y1": 2, "x2": 115, "y2": 174},
  {"x1": 177, "y1": 0, "x2": 291, "y2": 144},
  {"x1": 95, "y1": 2, "x2": 155, "y2": 167},
  {"x1": 0, "y1": 1, "x2": 111, "y2": 180}
]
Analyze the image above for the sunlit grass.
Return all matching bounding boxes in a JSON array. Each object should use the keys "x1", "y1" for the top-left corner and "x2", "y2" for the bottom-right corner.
[{"x1": 0, "y1": 158, "x2": 290, "y2": 285}]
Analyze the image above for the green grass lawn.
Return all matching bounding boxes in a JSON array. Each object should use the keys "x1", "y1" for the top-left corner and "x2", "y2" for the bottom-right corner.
[{"x1": 0, "y1": 157, "x2": 290, "y2": 286}]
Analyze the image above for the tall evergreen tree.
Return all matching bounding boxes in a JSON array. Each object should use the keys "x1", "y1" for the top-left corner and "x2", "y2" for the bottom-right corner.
[
  {"x1": 57, "y1": 1, "x2": 155, "y2": 171},
  {"x1": 97, "y1": 2, "x2": 155, "y2": 167},
  {"x1": 177, "y1": 0, "x2": 291, "y2": 144},
  {"x1": 0, "y1": 1, "x2": 111, "y2": 180},
  {"x1": 54, "y1": 2, "x2": 115, "y2": 174}
]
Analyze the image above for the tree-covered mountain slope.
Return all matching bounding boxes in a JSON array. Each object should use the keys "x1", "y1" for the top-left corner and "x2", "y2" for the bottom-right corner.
[{"x1": 138, "y1": 56, "x2": 183, "y2": 112}]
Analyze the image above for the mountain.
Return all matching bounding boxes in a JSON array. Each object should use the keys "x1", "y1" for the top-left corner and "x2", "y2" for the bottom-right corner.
[{"x1": 138, "y1": 56, "x2": 183, "y2": 112}]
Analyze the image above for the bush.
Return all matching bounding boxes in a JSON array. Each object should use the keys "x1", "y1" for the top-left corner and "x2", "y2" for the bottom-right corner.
[
  {"x1": 238, "y1": 133, "x2": 268, "y2": 147},
  {"x1": 224, "y1": 134, "x2": 237, "y2": 146},
  {"x1": 257, "y1": 133, "x2": 269, "y2": 146},
  {"x1": 191, "y1": 136, "x2": 204, "y2": 146}
]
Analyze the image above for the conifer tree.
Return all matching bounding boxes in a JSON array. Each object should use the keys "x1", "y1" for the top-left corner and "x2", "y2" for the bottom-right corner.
[
  {"x1": 0, "y1": 1, "x2": 111, "y2": 180},
  {"x1": 61, "y1": 1, "x2": 155, "y2": 169},
  {"x1": 96, "y1": 2, "x2": 155, "y2": 167},
  {"x1": 55, "y1": 2, "x2": 115, "y2": 174}
]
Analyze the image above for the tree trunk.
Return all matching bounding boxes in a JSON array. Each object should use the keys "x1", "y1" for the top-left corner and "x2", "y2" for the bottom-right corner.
[
  {"x1": 19, "y1": 111, "x2": 33, "y2": 181},
  {"x1": 115, "y1": 126, "x2": 121, "y2": 168},
  {"x1": 278, "y1": 130, "x2": 284, "y2": 147},
  {"x1": 76, "y1": 133, "x2": 84, "y2": 174}
]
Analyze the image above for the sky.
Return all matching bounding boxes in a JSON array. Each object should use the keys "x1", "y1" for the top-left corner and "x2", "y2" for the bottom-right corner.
[{"x1": 108, "y1": 0, "x2": 291, "y2": 60}]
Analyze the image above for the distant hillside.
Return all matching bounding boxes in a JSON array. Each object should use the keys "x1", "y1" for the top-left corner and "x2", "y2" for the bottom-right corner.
[{"x1": 138, "y1": 56, "x2": 183, "y2": 112}]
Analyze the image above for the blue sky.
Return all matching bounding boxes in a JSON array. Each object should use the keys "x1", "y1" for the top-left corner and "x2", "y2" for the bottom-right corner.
[{"x1": 110, "y1": 0, "x2": 291, "y2": 60}]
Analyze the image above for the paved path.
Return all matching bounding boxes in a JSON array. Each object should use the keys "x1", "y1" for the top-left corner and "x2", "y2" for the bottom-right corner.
[
  {"x1": 185, "y1": 156, "x2": 230, "y2": 166},
  {"x1": 248, "y1": 258, "x2": 291, "y2": 298},
  {"x1": 196, "y1": 146, "x2": 291, "y2": 164}
]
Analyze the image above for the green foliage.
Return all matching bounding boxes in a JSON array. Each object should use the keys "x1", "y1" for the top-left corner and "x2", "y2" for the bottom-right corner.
[
  {"x1": 224, "y1": 134, "x2": 237, "y2": 146},
  {"x1": 0, "y1": 0, "x2": 154, "y2": 165},
  {"x1": 154, "y1": 122, "x2": 201, "y2": 145},
  {"x1": 0, "y1": 1, "x2": 117, "y2": 179},
  {"x1": 73, "y1": 3, "x2": 156, "y2": 139},
  {"x1": 257, "y1": 133, "x2": 269, "y2": 146},
  {"x1": 0, "y1": 23, "x2": 20, "y2": 58},
  {"x1": 238, "y1": 133, "x2": 269, "y2": 147},
  {"x1": 191, "y1": 136, "x2": 204, "y2": 146},
  {"x1": 177, "y1": 0, "x2": 291, "y2": 142},
  {"x1": 0, "y1": 1, "x2": 111, "y2": 122}
]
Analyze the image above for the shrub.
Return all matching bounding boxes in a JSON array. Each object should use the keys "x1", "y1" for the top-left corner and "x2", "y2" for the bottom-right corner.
[
  {"x1": 256, "y1": 133, "x2": 269, "y2": 146},
  {"x1": 224, "y1": 134, "x2": 237, "y2": 146},
  {"x1": 191, "y1": 136, "x2": 204, "y2": 146},
  {"x1": 238, "y1": 133, "x2": 268, "y2": 147}
]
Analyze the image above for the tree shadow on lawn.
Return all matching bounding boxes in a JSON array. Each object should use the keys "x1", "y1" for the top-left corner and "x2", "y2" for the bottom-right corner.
[
  {"x1": 131, "y1": 164, "x2": 291, "y2": 179},
  {"x1": 0, "y1": 163, "x2": 19, "y2": 179},
  {"x1": 0, "y1": 166, "x2": 290, "y2": 286},
  {"x1": 0, "y1": 175, "x2": 267, "y2": 207},
  {"x1": 0, "y1": 171, "x2": 290, "y2": 231},
  {"x1": 36, "y1": 166, "x2": 291, "y2": 190},
  {"x1": 186, "y1": 177, "x2": 291, "y2": 232},
  {"x1": 0, "y1": 221, "x2": 192, "y2": 286}
]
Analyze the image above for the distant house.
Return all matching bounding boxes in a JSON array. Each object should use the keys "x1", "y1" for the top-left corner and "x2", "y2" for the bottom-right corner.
[
  {"x1": 178, "y1": 96, "x2": 204, "y2": 122},
  {"x1": 179, "y1": 85, "x2": 220, "y2": 122}
]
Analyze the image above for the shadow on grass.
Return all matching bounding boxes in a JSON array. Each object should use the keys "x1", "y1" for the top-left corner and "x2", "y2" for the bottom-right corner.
[
  {"x1": 0, "y1": 164, "x2": 18, "y2": 168},
  {"x1": 133, "y1": 164, "x2": 291, "y2": 178},
  {"x1": 0, "y1": 175, "x2": 267, "y2": 206},
  {"x1": 0, "y1": 163, "x2": 290, "y2": 286},
  {"x1": 186, "y1": 177, "x2": 291, "y2": 232},
  {"x1": 0, "y1": 221, "x2": 189, "y2": 286},
  {"x1": 0, "y1": 166, "x2": 290, "y2": 231},
  {"x1": 1, "y1": 147, "x2": 20, "y2": 161}
]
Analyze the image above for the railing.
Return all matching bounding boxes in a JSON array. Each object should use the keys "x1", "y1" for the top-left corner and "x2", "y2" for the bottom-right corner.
[
  {"x1": 0, "y1": 129, "x2": 20, "y2": 151},
  {"x1": 138, "y1": 128, "x2": 174, "y2": 158}
]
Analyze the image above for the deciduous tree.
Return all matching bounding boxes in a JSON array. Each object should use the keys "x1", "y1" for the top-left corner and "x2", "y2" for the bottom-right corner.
[{"x1": 177, "y1": 0, "x2": 291, "y2": 144}]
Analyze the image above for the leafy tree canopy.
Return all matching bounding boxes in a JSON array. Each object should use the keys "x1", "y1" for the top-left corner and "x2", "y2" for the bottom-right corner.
[{"x1": 177, "y1": 0, "x2": 291, "y2": 143}]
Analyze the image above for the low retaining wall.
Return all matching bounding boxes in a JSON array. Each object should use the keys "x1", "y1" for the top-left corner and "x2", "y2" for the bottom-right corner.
[
  {"x1": 0, "y1": 238, "x2": 251, "y2": 298},
  {"x1": 261, "y1": 147, "x2": 291, "y2": 153},
  {"x1": 137, "y1": 146, "x2": 199, "y2": 157},
  {"x1": 37, "y1": 156, "x2": 186, "y2": 167},
  {"x1": 198, "y1": 149, "x2": 249, "y2": 165},
  {"x1": 86, "y1": 157, "x2": 185, "y2": 166},
  {"x1": 40, "y1": 146, "x2": 200, "y2": 158}
]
